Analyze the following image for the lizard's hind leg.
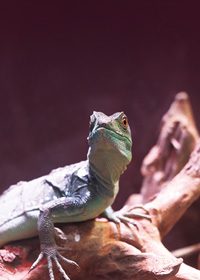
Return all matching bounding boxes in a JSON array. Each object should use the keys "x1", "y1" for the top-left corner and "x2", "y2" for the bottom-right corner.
[{"x1": 0, "y1": 211, "x2": 39, "y2": 247}]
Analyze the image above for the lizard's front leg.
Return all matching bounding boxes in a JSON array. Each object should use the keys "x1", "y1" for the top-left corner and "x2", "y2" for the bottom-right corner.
[{"x1": 30, "y1": 196, "x2": 86, "y2": 280}]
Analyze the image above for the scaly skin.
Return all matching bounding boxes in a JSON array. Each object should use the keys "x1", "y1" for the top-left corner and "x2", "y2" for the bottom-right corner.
[{"x1": 0, "y1": 111, "x2": 133, "y2": 280}]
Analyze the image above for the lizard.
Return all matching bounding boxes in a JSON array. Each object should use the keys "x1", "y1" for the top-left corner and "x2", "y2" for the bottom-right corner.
[{"x1": 0, "y1": 111, "x2": 148, "y2": 280}]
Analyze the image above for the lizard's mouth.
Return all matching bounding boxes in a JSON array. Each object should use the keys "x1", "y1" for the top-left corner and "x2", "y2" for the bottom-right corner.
[
  {"x1": 89, "y1": 126, "x2": 132, "y2": 145},
  {"x1": 88, "y1": 126, "x2": 132, "y2": 163}
]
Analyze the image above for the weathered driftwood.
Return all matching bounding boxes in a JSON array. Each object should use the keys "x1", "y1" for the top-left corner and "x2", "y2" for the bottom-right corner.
[
  {"x1": 172, "y1": 243, "x2": 200, "y2": 259},
  {"x1": 140, "y1": 92, "x2": 199, "y2": 203},
  {"x1": 126, "y1": 92, "x2": 200, "y2": 269},
  {"x1": 0, "y1": 93, "x2": 200, "y2": 280}
]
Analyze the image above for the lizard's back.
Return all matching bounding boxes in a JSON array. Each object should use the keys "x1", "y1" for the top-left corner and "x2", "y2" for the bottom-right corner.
[{"x1": 0, "y1": 161, "x2": 86, "y2": 246}]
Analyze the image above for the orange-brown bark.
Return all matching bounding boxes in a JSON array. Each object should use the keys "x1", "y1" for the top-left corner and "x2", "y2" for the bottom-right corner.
[
  {"x1": 0, "y1": 93, "x2": 199, "y2": 280},
  {"x1": 140, "y1": 92, "x2": 199, "y2": 203}
]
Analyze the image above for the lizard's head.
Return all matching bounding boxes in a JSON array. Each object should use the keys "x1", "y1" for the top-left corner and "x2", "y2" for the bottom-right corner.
[{"x1": 87, "y1": 111, "x2": 132, "y2": 165}]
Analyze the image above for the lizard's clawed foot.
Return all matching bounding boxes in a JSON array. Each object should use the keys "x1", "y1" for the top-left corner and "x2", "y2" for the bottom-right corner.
[
  {"x1": 119, "y1": 205, "x2": 152, "y2": 221},
  {"x1": 110, "y1": 212, "x2": 138, "y2": 226},
  {"x1": 103, "y1": 205, "x2": 151, "y2": 228},
  {"x1": 29, "y1": 249, "x2": 79, "y2": 280}
]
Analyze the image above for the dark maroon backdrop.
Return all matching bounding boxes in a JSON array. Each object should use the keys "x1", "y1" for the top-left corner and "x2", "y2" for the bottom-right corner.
[{"x1": 0, "y1": 1, "x2": 199, "y2": 258}]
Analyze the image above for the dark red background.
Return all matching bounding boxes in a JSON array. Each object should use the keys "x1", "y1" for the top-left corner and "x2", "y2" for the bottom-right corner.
[{"x1": 0, "y1": 1, "x2": 199, "y2": 260}]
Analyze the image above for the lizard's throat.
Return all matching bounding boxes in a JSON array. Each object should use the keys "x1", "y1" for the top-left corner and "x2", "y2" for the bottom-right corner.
[{"x1": 87, "y1": 147, "x2": 128, "y2": 185}]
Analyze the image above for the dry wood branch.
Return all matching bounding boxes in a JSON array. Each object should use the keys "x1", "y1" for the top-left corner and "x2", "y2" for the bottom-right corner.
[
  {"x1": 145, "y1": 141, "x2": 200, "y2": 237},
  {"x1": 0, "y1": 218, "x2": 184, "y2": 280},
  {"x1": 0, "y1": 93, "x2": 200, "y2": 280},
  {"x1": 139, "y1": 93, "x2": 200, "y2": 237},
  {"x1": 141, "y1": 92, "x2": 199, "y2": 203},
  {"x1": 1, "y1": 210, "x2": 199, "y2": 280},
  {"x1": 170, "y1": 263, "x2": 200, "y2": 280},
  {"x1": 172, "y1": 243, "x2": 200, "y2": 258}
]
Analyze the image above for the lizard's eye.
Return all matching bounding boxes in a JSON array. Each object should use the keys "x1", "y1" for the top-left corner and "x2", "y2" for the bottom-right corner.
[{"x1": 121, "y1": 116, "x2": 128, "y2": 129}]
